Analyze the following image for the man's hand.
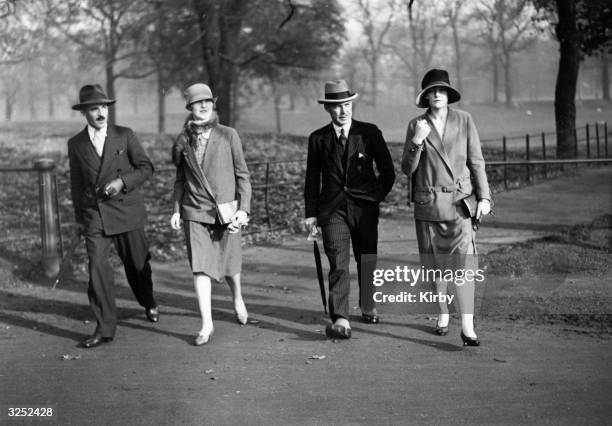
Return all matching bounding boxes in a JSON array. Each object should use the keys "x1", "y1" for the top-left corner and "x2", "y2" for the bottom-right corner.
[
  {"x1": 103, "y1": 178, "x2": 125, "y2": 198},
  {"x1": 476, "y1": 199, "x2": 491, "y2": 220},
  {"x1": 412, "y1": 119, "x2": 431, "y2": 145},
  {"x1": 170, "y1": 212, "x2": 182, "y2": 230},
  {"x1": 304, "y1": 217, "x2": 317, "y2": 232}
]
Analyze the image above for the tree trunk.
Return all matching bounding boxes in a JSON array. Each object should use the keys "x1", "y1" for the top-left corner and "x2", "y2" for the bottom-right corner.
[
  {"x1": 492, "y1": 51, "x2": 499, "y2": 103},
  {"x1": 370, "y1": 53, "x2": 378, "y2": 107},
  {"x1": 47, "y1": 71, "x2": 54, "y2": 119},
  {"x1": 554, "y1": 0, "x2": 580, "y2": 159},
  {"x1": 272, "y1": 81, "x2": 282, "y2": 134},
  {"x1": 157, "y1": 70, "x2": 166, "y2": 134},
  {"x1": 106, "y1": 61, "x2": 116, "y2": 125},
  {"x1": 602, "y1": 52, "x2": 610, "y2": 101},
  {"x1": 503, "y1": 52, "x2": 513, "y2": 107},
  {"x1": 451, "y1": 20, "x2": 463, "y2": 95},
  {"x1": 28, "y1": 63, "x2": 37, "y2": 120}
]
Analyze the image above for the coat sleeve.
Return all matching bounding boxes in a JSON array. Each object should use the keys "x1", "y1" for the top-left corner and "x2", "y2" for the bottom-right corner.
[
  {"x1": 401, "y1": 119, "x2": 424, "y2": 176},
  {"x1": 304, "y1": 133, "x2": 321, "y2": 218},
  {"x1": 371, "y1": 125, "x2": 395, "y2": 198},
  {"x1": 229, "y1": 129, "x2": 252, "y2": 214},
  {"x1": 68, "y1": 140, "x2": 84, "y2": 225},
  {"x1": 171, "y1": 138, "x2": 186, "y2": 215},
  {"x1": 120, "y1": 128, "x2": 154, "y2": 192},
  {"x1": 465, "y1": 113, "x2": 491, "y2": 201}
]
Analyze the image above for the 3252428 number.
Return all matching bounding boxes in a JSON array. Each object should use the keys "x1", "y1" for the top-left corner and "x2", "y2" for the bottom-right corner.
[{"x1": 7, "y1": 407, "x2": 54, "y2": 417}]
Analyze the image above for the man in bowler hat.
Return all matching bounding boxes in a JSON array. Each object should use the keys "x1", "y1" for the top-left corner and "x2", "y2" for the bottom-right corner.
[
  {"x1": 304, "y1": 80, "x2": 395, "y2": 339},
  {"x1": 68, "y1": 84, "x2": 159, "y2": 348}
]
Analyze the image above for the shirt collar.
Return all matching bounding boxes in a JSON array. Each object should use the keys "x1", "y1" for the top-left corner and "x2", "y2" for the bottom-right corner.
[
  {"x1": 87, "y1": 124, "x2": 107, "y2": 141},
  {"x1": 332, "y1": 120, "x2": 351, "y2": 138}
]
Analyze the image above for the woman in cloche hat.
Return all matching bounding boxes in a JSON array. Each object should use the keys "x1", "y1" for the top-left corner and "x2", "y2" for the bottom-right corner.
[
  {"x1": 170, "y1": 83, "x2": 252, "y2": 345},
  {"x1": 401, "y1": 69, "x2": 492, "y2": 346}
]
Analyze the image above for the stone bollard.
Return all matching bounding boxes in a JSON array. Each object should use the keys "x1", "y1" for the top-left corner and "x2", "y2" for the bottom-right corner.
[{"x1": 34, "y1": 159, "x2": 61, "y2": 278}]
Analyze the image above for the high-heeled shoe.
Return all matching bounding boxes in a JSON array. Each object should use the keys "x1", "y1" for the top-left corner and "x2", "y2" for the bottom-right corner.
[
  {"x1": 460, "y1": 331, "x2": 480, "y2": 346},
  {"x1": 195, "y1": 327, "x2": 214, "y2": 346},
  {"x1": 435, "y1": 324, "x2": 449, "y2": 336},
  {"x1": 234, "y1": 301, "x2": 248, "y2": 325}
]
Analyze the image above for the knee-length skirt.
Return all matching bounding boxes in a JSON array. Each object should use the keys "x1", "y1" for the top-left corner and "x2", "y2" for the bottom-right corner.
[{"x1": 184, "y1": 220, "x2": 241, "y2": 281}]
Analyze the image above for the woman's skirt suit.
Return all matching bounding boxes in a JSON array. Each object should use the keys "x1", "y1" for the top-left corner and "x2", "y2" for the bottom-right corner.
[
  {"x1": 172, "y1": 123, "x2": 251, "y2": 280},
  {"x1": 401, "y1": 108, "x2": 490, "y2": 286}
]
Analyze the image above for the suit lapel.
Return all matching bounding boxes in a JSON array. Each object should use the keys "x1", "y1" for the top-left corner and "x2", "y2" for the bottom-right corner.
[
  {"x1": 424, "y1": 113, "x2": 454, "y2": 178},
  {"x1": 323, "y1": 124, "x2": 343, "y2": 173},
  {"x1": 202, "y1": 127, "x2": 218, "y2": 175},
  {"x1": 345, "y1": 121, "x2": 361, "y2": 172},
  {"x1": 442, "y1": 109, "x2": 460, "y2": 170}
]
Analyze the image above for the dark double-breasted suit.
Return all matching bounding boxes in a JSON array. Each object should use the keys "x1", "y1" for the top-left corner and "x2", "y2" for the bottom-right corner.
[
  {"x1": 68, "y1": 124, "x2": 156, "y2": 337},
  {"x1": 305, "y1": 120, "x2": 395, "y2": 320}
]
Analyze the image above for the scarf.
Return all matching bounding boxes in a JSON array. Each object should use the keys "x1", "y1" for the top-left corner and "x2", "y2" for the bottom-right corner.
[{"x1": 183, "y1": 112, "x2": 219, "y2": 166}]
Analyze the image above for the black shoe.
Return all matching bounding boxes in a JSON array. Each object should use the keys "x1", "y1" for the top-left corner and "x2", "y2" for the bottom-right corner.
[
  {"x1": 325, "y1": 324, "x2": 352, "y2": 339},
  {"x1": 361, "y1": 313, "x2": 380, "y2": 324},
  {"x1": 81, "y1": 334, "x2": 113, "y2": 349},
  {"x1": 461, "y1": 331, "x2": 480, "y2": 346},
  {"x1": 435, "y1": 324, "x2": 449, "y2": 336},
  {"x1": 145, "y1": 306, "x2": 159, "y2": 323}
]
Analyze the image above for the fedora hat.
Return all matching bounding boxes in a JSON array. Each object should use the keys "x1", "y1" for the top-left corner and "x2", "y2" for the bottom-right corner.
[
  {"x1": 317, "y1": 79, "x2": 358, "y2": 104},
  {"x1": 184, "y1": 83, "x2": 218, "y2": 109},
  {"x1": 72, "y1": 84, "x2": 116, "y2": 110},
  {"x1": 415, "y1": 69, "x2": 461, "y2": 108}
]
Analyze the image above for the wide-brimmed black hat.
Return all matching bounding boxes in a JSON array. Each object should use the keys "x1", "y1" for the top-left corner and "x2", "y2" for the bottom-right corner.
[
  {"x1": 415, "y1": 69, "x2": 461, "y2": 108},
  {"x1": 317, "y1": 79, "x2": 359, "y2": 104},
  {"x1": 72, "y1": 84, "x2": 116, "y2": 110}
]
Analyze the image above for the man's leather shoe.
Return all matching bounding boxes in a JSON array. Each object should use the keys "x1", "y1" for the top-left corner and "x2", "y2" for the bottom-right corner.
[
  {"x1": 145, "y1": 306, "x2": 159, "y2": 323},
  {"x1": 325, "y1": 324, "x2": 352, "y2": 339},
  {"x1": 361, "y1": 313, "x2": 380, "y2": 324},
  {"x1": 81, "y1": 334, "x2": 113, "y2": 349}
]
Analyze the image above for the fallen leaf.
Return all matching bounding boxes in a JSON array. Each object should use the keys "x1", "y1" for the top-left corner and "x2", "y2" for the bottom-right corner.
[
  {"x1": 308, "y1": 354, "x2": 326, "y2": 360},
  {"x1": 493, "y1": 358, "x2": 508, "y2": 363},
  {"x1": 205, "y1": 369, "x2": 214, "y2": 374},
  {"x1": 61, "y1": 354, "x2": 82, "y2": 360}
]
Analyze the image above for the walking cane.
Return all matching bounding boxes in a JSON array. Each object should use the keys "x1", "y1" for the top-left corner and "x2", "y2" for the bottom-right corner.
[{"x1": 52, "y1": 229, "x2": 82, "y2": 289}]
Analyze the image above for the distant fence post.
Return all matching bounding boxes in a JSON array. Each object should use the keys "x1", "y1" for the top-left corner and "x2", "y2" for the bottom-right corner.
[
  {"x1": 595, "y1": 122, "x2": 601, "y2": 158},
  {"x1": 605, "y1": 121, "x2": 609, "y2": 157},
  {"x1": 503, "y1": 136, "x2": 508, "y2": 190},
  {"x1": 264, "y1": 162, "x2": 271, "y2": 227},
  {"x1": 541, "y1": 132, "x2": 547, "y2": 178},
  {"x1": 586, "y1": 123, "x2": 590, "y2": 158},
  {"x1": 525, "y1": 134, "x2": 531, "y2": 182},
  {"x1": 34, "y1": 159, "x2": 61, "y2": 278}
]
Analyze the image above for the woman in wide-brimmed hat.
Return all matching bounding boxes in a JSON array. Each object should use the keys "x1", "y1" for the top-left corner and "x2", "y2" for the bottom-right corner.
[
  {"x1": 170, "y1": 83, "x2": 252, "y2": 345},
  {"x1": 401, "y1": 69, "x2": 491, "y2": 346}
]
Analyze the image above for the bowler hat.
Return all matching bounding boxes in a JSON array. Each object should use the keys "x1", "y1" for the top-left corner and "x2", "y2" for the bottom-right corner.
[
  {"x1": 317, "y1": 79, "x2": 358, "y2": 104},
  {"x1": 184, "y1": 83, "x2": 218, "y2": 109},
  {"x1": 415, "y1": 69, "x2": 461, "y2": 108},
  {"x1": 72, "y1": 84, "x2": 116, "y2": 110}
]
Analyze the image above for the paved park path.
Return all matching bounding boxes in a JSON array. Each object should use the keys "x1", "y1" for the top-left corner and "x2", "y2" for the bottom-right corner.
[{"x1": 1, "y1": 166, "x2": 611, "y2": 425}]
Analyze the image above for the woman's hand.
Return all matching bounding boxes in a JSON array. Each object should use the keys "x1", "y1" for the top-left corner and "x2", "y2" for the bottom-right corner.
[
  {"x1": 228, "y1": 210, "x2": 249, "y2": 233},
  {"x1": 412, "y1": 119, "x2": 431, "y2": 145},
  {"x1": 170, "y1": 212, "x2": 182, "y2": 230},
  {"x1": 476, "y1": 199, "x2": 491, "y2": 220}
]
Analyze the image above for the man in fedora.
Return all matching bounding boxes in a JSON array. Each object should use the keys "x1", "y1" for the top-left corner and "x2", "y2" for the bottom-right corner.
[
  {"x1": 68, "y1": 84, "x2": 159, "y2": 348},
  {"x1": 304, "y1": 79, "x2": 395, "y2": 339}
]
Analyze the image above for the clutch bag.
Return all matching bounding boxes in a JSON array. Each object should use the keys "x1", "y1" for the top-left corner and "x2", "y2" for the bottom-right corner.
[{"x1": 216, "y1": 200, "x2": 238, "y2": 224}]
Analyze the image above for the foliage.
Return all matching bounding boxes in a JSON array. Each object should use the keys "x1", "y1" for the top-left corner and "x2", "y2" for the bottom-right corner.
[{"x1": 533, "y1": 0, "x2": 612, "y2": 57}]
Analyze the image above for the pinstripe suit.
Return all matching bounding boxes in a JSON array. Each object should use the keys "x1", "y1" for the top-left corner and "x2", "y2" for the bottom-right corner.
[
  {"x1": 68, "y1": 124, "x2": 156, "y2": 338},
  {"x1": 305, "y1": 120, "x2": 395, "y2": 321}
]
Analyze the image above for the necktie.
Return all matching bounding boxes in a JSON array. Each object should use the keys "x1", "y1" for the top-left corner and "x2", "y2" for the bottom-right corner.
[
  {"x1": 92, "y1": 130, "x2": 104, "y2": 157},
  {"x1": 339, "y1": 128, "x2": 347, "y2": 149}
]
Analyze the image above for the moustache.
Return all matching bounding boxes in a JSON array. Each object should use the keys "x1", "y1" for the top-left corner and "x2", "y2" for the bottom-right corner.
[{"x1": 96, "y1": 116, "x2": 106, "y2": 121}]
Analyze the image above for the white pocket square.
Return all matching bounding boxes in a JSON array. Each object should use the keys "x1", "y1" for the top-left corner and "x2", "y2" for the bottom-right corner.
[{"x1": 358, "y1": 152, "x2": 366, "y2": 158}]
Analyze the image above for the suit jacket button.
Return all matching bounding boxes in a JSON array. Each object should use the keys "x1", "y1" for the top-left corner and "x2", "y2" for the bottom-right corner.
[
  {"x1": 117, "y1": 168, "x2": 122, "y2": 172},
  {"x1": 343, "y1": 186, "x2": 348, "y2": 191}
]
